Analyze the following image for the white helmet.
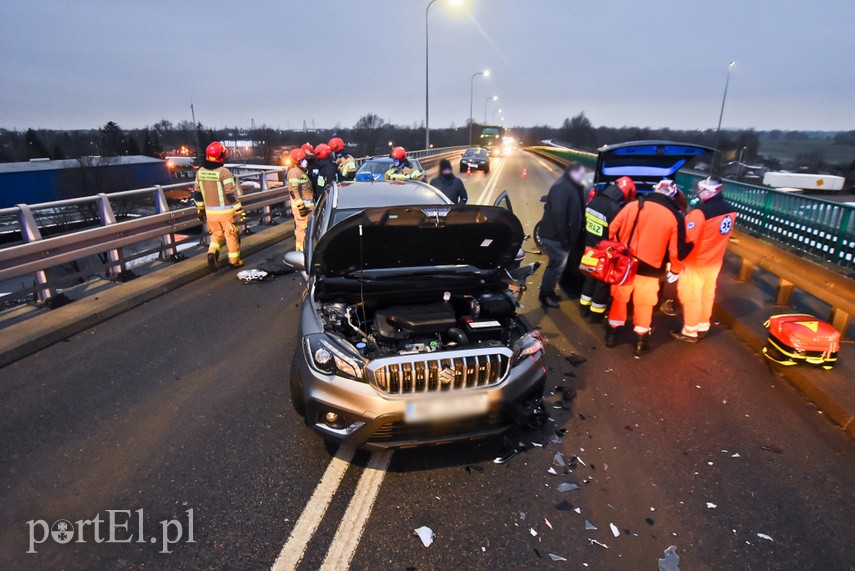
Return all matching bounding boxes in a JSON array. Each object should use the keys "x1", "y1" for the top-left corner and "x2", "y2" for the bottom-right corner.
[
  {"x1": 653, "y1": 179, "x2": 678, "y2": 199},
  {"x1": 697, "y1": 178, "x2": 723, "y2": 202}
]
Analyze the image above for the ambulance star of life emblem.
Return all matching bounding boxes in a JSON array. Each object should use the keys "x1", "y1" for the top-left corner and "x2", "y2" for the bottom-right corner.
[
  {"x1": 719, "y1": 215, "x2": 733, "y2": 235},
  {"x1": 438, "y1": 367, "x2": 455, "y2": 385}
]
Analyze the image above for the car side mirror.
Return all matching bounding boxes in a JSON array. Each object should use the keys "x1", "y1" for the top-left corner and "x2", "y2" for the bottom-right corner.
[{"x1": 283, "y1": 251, "x2": 306, "y2": 272}]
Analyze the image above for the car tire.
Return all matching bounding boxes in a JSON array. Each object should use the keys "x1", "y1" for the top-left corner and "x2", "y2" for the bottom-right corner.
[
  {"x1": 460, "y1": 165, "x2": 466, "y2": 173},
  {"x1": 533, "y1": 221, "x2": 544, "y2": 249},
  {"x1": 484, "y1": 165, "x2": 490, "y2": 174},
  {"x1": 290, "y1": 348, "x2": 307, "y2": 417}
]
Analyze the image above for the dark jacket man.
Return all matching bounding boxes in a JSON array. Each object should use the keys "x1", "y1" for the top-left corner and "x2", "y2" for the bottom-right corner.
[{"x1": 430, "y1": 159, "x2": 468, "y2": 204}]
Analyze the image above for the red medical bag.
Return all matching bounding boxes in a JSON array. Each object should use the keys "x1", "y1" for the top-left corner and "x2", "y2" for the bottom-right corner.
[{"x1": 763, "y1": 314, "x2": 840, "y2": 370}]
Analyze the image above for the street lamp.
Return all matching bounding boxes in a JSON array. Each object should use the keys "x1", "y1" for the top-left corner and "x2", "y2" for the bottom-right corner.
[
  {"x1": 484, "y1": 95, "x2": 498, "y2": 124},
  {"x1": 494, "y1": 107, "x2": 503, "y2": 122},
  {"x1": 711, "y1": 60, "x2": 736, "y2": 175},
  {"x1": 425, "y1": 0, "x2": 465, "y2": 151},
  {"x1": 736, "y1": 145, "x2": 747, "y2": 180},
  {"x1": 469, "y1": 69, "x2": 489, "y2": 145}
]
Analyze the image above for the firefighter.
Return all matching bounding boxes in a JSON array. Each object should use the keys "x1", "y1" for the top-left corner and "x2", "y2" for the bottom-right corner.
[
  {"x1": 329, "y1": 137, "x2": 357, "y2": 181},
  {"x1": 193, "y1": 141, "x2": 244, "y2": 271},
  {"x1": 384, "y1": 147, "x2": 424, "y2": 181},
  {"x1": 605, "y1": 179, "x2": 693, "y2": 356},
  {"x1": 579, "y1": 176, "x2": 636, "y2": 322},
  {"x1": 671, "y1": 179, "x2": 737, "y2": 343},
  {"x1": 301, "y1": 142, "x2": 316, "y2": 172},
  {"x1": 286, "y1": 148, "x2": 314, "y2": 252},
  {"x1": 310, "y1": 143, "x2": 338, "y2": 195}
]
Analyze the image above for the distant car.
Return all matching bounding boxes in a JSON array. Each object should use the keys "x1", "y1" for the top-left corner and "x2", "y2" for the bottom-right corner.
[
  {"x1": 460, "y1": 148, "x2": 490, "y2": 173},
  {"x1": 355, "y1": 157, "x2": 426, "y2": 182},
  {"x1": 591, "y1": 140, "x2": 714, "y2": 195}
]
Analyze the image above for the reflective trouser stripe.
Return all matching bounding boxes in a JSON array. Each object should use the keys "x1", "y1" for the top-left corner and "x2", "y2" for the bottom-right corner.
[
  {"x1": 608, "y1": 319, "x2": 624, "y2": 327},
  {"x1": 591, "y1": 304, "x2": 607, "y2": 313},
  {"x1": 228, "y1": 251, "x2": 241, "y2": 258},
  {"x1": 633, "y1": 326, "x2": 650, "y2": 334},
  {"x1": 698, "y1": 322, "x2": 711, "y2": 332},
  {"x1": 580, "y1": 295, "x2": 592, "y2": 306},
  {"x1": 211, "y1": 242, "x2": 221, "y2": 251},
  {"x1": 681, "y1": 325, "x2": 699, "y2": 337}
]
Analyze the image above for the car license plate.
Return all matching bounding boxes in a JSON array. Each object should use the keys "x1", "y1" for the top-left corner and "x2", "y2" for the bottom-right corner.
[{"x1": 404, "y1": 393, "x2": 489, "y2": 423}]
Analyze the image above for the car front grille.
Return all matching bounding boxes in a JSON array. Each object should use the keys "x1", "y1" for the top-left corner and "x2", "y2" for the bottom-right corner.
[
  {"x1": 369, "y1": 350, "x2": 510, "y2": 396},
  {"x1": 369, "y1": 410, "x2": 506, "y2": 443}
]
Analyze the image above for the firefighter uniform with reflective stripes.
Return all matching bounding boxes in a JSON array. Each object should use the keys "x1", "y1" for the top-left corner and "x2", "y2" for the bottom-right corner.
[
  {"x1": 677, "y1": 195, "x2": 737, "y2": 338},
  {"x1": 580, "y1": 183, "x2": 626, "y2": 318},
  {"x1": 608, "y1": 194, "x2": 690, "y2": 334},
  {"x1": 337, "y1": 154, "x2": 357, "y2": 181},
  {"x1": 194, "y1": 165, "x2": 243, "y2": 266},
  {"x1": 384, "y1": 161, "x2": 423, "y2": 181},
  {"x1": 287, "y1": 165, "x2": 314, "y2": 251}
]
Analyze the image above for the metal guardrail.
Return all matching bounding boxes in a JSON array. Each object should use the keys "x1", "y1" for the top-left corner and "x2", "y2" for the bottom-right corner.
[
  {"x1": 0, "y1": 165, "x2": 290, "y2": 306},
  {"x1": 527, "y1": 144, "x2": 855, "y2": 273}
]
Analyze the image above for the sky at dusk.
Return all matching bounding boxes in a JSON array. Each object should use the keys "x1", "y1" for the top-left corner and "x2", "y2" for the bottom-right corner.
[{"x1": 2, "y1": 0, "x2": 854, "y2": 131}]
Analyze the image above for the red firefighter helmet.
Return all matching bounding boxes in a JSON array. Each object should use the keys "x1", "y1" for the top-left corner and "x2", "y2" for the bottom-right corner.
[
  {"x1": 391, "y1": 146, "x2": 407, "y2": 161},
  {"x1": 697, "y1": 178, "x2": 723, "y2": 202},
  {"x1": 328, "y1": 137, "x2": 345, "y2": 153},
  {"x1": 301, "y1": 143, "x2": 315, "y2": 156},
  {"x1": 290, "y1": 148, "x2": 307, "y2": 163},
  {"x1": 615, "y1": 176, "x2": 636, "y2": 201},
  {"x1": 314, "y1": 143, "x2": 332, "y2": 159},
  {"x1": 205, "y1": 141, "x2": 227, "y2": 163}
]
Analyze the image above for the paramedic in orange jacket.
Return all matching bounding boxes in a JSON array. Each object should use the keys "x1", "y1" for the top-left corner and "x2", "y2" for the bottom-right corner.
[
  {"x1": 605, "y1": 180, "x2": 693, "y2": 356},
  {"x1": 671, "y1": 179, "x2": 737, "y2": 343}
]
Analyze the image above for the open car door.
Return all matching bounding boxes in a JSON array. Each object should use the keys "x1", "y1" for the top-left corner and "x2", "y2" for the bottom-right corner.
[{"x1": 493, "y1": 191, "x2": 513, "y2": 213}]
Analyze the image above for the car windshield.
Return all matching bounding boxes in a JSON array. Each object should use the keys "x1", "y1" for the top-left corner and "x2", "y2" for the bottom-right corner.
[
  {"x1": 464, "y1": 148, "x2": 487, "y2": 157},
  {"x1": 357, "y1": 160, "x2": 392, "y2": 175}
]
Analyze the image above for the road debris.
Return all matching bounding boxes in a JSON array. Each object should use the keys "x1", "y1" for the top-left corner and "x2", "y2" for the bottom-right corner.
[
  {"x1": 553, "y1": 452, "x2": 567, "y2": 468},
  {"x1": 760, "y1": 444, "x2": 783, "y2": 454},
  {"x1": 465, "y1": 464, "x2": 484, "y2": 474},
  {"x1": 544, "y1": 518, "x2": 553, "y2": 530},
  {"x1": 706, "y1": 502, "x2": 717, "y2": 509},
  {"x1": 557, "y1": 482, "x2": 581, "y2": 492},
  {"x1": 588, "y1": 538, "x2": 609, "y2": 549},
  {"x1": 548, "y1": 467, "x2": 558, "y2": 475},
  {"x1": 658, "y1": 545, "x2": 680, "y2": 571},
  {"x1": 565, "y1": 353, "x2": 587, "y2": 366},
  {"x1": 520, "y1": 512, "x2": 526, "y2": 520},
  {"x1": 494, "y1": 449, "x2": 519, "y2": 464},
  {"x1": 610, "y1": 523, "x2": 620, "y2": 538},
  {"x1": 585, "y1": 520, "x2": 597, "y2": 530},
  {"x1": 549, "y1": 553, "x2": 568, "y2": 561},
  {"x1": 414, "y1": 526, "x2": 435, "y2": 548},
  {"x1": 757, "y1": 533, "x2": 774, "y2": 542},
  {"x1": 530, "y1": 527, "x2": 538, "y2": 537},
  {"x1": 554, "y1": 500, "x2": 573, "y2": 511}
]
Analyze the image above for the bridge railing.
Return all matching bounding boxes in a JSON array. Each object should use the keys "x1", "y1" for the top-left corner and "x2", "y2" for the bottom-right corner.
[
  {"x1": 0, "y1": 165, "x2": 290, "y2": 307},
  {"x1": 527, "y1": 144, "x2": 855, "y2": 273}
]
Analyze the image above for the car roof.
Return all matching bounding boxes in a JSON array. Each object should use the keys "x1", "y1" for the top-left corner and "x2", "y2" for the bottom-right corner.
[
  {"x1": 332, "y1": 180, "x2": 452, "y2": 210},
  {"x1": 359, "y1": 156, "x2": 422, "y2": 165}
]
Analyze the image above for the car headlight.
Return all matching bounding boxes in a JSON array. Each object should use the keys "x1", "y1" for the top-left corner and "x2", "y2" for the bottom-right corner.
[
  {"x1": 511, "y1": 331, "x2": 544, "y2": 365},
  {"x1": 304, "y1": 334, "x2": 365, "y2": 381}
]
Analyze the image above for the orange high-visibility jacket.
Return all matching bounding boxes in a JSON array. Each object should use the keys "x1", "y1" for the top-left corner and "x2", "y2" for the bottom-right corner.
[
  {"x1": 683, "y1": 195, "x2": 738, "y2": 268},
  {"x1": 609, "y1": 194, "x2": 690, "y2": 276}
]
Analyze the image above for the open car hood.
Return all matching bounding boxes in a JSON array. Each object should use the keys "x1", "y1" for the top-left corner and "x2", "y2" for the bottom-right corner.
[
  {"x1": 311, "y1": 205, "x2": 524, "y2": 278},
  {"x1": 594, "y1": 140, "x2": 713, "y2": 190}
]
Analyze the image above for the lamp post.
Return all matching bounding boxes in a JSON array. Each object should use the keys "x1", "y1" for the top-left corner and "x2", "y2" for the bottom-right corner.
[
  {"x1": 425, "y1": 0, "x2": 464, "y2": 151},
  {"x1": 736, "y1": 145, "x2": 747, "y2": 180},
  {"x1": 493, "y1": 107, "x2": 503, "y2": 122},
  {"x1": 711, "y1": 61, "x2": 736, "y2": 175},
  {"x1": 484, "y1": 95, "x2": 498, "y2": 124},
  {"x1": 469, "y1": 69, "x2": 489, "y2": 145}
]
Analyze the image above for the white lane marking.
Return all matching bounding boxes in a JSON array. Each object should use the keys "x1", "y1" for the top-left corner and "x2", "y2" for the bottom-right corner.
[
  {"x1": 271, "y1": 445, "x2": 357, "y2": 571},
  {"x1": 476, "y1": 157, "x2": 509, "y2": 205},
  {"x1": 318, "y1": 450, "x2": 393, "y2": 571},
  {"x1": 532, "y1": 154, "x2": 561, "y2": 174}
]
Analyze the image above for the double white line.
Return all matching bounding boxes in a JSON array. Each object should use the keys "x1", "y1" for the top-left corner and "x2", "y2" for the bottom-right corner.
[
  {"x1": 271, "y1": 447, "x2": 393, "y2": 571},
  {"x1": 475, "y1": 157, "x2": 509, "y2": 205}
]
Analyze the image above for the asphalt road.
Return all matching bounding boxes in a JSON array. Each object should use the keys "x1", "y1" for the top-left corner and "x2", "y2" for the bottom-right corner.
[{"x1": 1, "y1": 150, "x2": 853, "y2": 570}]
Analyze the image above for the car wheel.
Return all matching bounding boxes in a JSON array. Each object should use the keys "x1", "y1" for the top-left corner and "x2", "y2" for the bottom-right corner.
[
  {"x1": 533, "y1": 221, "x2": 544, "y2": 249},
  {"x1": 484, "y1": 165, "x2": 490, "y2": 174},
  {"x1": 460, "y1": 165, "x2": 466, "y2": 173},
  {"x1": 290, "y1": 348, "x2": 307, "y2": 417}
]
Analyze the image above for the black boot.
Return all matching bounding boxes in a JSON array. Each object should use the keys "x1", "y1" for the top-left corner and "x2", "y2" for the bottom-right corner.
[
  {"x1": 604, "y1": 326, "x2": 621, "y2": 348},
  {"x1": 579, "y1": 304, "x2": 591, "y2": 318},
  {"x1": 633, "y1": 331, "x2": 652, "y2": 357},
  {"x1": 588, "y1": 311, "x2": 605, "y2": 324},
  {"x1": 539, "y1": 292, "x2": 560, "y2": 308},
  {"x1": 207, "y1": 253, "x2": 219, "y2": 272}
]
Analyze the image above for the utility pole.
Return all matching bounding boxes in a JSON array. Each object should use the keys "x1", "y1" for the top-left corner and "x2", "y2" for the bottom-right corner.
[{"x1": 190, "y1": 102, "x2": 201, "y2": 164}]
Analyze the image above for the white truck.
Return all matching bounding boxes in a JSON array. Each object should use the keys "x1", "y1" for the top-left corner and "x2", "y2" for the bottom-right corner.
[{"x1": 762, "y1": 171, "x2": 845, "y2": 193}]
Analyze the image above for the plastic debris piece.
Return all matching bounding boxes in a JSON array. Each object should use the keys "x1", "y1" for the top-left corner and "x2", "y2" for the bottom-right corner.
[
  {"x1": 545, "y1": 518, "x2": 553, "y2": 530},
  {"x1": 549, "y1": 553, "x2": 568, "y2": 562},
  {"x1": 574, "y1": 507, "x2": 581, "y2": 514},
  {"x1": 553, "y1": 452, "x2": 567, "y2": 467},
  {"x1": 731, "y1": 453, "x2": 741, "y2": 458},
  {"x1": 563, "y1": 371, "x2": 577, "y2": 378},
  {"x1": 760, "y1": 444, "x2": 783, "y2": 454},
  {"x1": 566, "y1": 353, "x2": 587, "y2": 366},
  {"x1": 534, "y1": 548, "x2": 543, "y2": 558},
  {"x1": 610, "y1": 523, "x2": 620, "y2": 538},
  {"x1": 520, "y1": 512, "x2": 526, "y2": 520},
  {"x1": 532, "y1": 442, "x2": 543, "y2": 447},
  {"x1": 604, "y1": 463, "x2": 609, "y2": 471},
  {"x1": 585, "y1": 520, "x2": 597, "y2": 530},
  {"x1": 548, "y1": 467, "x2": 558, "y2": 475},
  {"x1": 481, "y1": 546, "x2": 485, "y2": 552},
  {"x1": 236, "y1": 268, "x2": 269, "y2": 282},
  {"x1": 530, "y1": 527, "x2": 538, "y2": 537},
  {"x1": 706, "y1": 502, "x2": 717, "y2": 509},
  {"x1": 556, "y1": 428, "x2": 568, "y2": 437},
  {"x1": 554, "y1": 500, "x2": 573, "y2": 511},
  {"x1": 494, "y1": 449, "x2": 519, "y2": 464},
  {"x1": 646, "y1": 518, "x2": 655, "y2": 526},
  {"x1": 757, "y1": 533, "x2": 774, "y2": 542},
  {"x1": 588, "y1": 538, "x2": 609, "y2": 549},
  {"x1": 414, "y1": 526, "x2": 435, "y2": 547},
  {"x1": 558, "y1": 482, "x2": 581, "y2": 493},
  {"x1": 658, "y1": 545, "x2": 680, "y2": 571},
  {"x1": 465, "y1": 464, "x2": 484, "y2": 474}
]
